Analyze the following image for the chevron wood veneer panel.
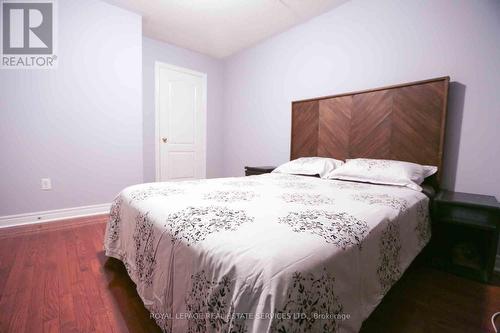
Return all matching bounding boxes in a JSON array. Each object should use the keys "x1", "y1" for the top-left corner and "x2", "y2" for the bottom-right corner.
[
  {"x1": 318, "y1": 97, "x2": 352, "y2": 160},
  {"x1": 392, "y1": 81, "x2": 447, "y2": 168},
  {"x1": 351, "y1": 90, "x2": 393, "y2": 160},
  {"x1": 291, "y1": 100, "x2": 319, "y2": 159},
  {"x1": 290, "y1": 77, "x2": 449, "y2": 182}
]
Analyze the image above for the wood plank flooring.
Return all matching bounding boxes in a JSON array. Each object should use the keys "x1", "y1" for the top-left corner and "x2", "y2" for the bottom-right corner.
[
  {"x1": 0, "y1": 215, "x2": 499, "y2": 333},
  {"x1": 0, "y1": 216, "x2": 160, "y2": 333}
]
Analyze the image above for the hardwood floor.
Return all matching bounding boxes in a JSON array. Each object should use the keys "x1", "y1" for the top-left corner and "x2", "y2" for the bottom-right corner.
[
  {"x1": 361, "y1": 262, "x2": 500, "y2": 333},
  {"x1": 0, "y1": 215, "x2": 499, "y2": 333},
  {"x1": 0, "y1": 216, "x2": 160, "y2": 333}
]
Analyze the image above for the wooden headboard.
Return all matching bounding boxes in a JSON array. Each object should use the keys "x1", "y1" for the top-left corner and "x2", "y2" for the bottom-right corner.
[{"x1": 291, "y1": 77, "x2": 449, "y2": 182}]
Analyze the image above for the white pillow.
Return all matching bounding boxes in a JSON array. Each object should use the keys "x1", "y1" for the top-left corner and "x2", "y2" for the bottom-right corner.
[
  {"x1": 325, "y1": 158, "x2": 437, "y2": 191},
  {"x1": 272, "y1": 157, "x2": 345, "y2": 178}
]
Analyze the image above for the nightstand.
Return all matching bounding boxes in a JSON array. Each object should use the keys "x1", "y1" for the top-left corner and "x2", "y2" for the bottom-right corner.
[
  {"x1": 244, "y1": 166, "x2": 276, "y2": 176},
  {"x1": 431, "y1": 190, "x2": 500, "y2": 283}
]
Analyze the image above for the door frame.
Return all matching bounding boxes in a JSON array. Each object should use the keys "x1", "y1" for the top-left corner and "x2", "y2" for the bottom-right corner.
[{"x1": 154, "y1": 61, "x2": 207, "y2": 182}]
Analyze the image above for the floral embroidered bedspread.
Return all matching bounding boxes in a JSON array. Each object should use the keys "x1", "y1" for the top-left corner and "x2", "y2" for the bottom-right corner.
[{"x1": 104, "y1": 173, "x2": 431, "y2": 333}]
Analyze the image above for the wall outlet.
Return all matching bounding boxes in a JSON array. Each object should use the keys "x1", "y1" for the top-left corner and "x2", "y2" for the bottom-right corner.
[{"x1": 41, "y1": 178, "x2": 52, "y2": 190}]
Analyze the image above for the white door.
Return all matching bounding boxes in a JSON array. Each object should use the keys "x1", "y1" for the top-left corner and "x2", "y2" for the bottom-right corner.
[{"x1": 155, "y1": 62, "x2": 206, "y2": 182}]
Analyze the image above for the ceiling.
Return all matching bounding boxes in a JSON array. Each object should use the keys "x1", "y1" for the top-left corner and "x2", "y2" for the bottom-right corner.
[{"x1": 102, "y1": 0, "x2": 348, "y2": 58}]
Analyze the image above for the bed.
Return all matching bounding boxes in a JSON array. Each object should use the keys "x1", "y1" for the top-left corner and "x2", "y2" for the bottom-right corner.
[{"x1": 104, "y1": 77, "x2": 449, "y2": 332}]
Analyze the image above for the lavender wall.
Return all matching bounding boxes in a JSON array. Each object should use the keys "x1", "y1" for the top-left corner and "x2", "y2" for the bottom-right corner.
[
  {"x1": 0, "y1": 0, "x2": 143, "y2": 216},
  {"x1": 142, "y1": 37, "x2": 225, "y2": 181},
  {"x1": 223, "y1": 0, "x2": 500, "y2": 200},
  {"x1": 2, "y1": 0, "x2": 499, "y2": 219}
]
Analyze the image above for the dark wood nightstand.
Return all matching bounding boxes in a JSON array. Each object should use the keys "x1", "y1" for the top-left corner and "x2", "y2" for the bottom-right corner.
[
  {"x1": 244, "y1": 166, "x2": 276, "y2": 176},
  {"x1": 431, "y1": 190, "x2": 500, "y2": 283}
]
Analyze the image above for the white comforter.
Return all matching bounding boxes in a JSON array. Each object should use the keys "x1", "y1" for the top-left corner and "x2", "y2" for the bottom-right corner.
[{"x1": 104, "y1": 173, "x2": 431, "y2": 333}]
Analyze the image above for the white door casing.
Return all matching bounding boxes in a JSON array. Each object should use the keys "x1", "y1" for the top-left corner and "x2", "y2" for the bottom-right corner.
[{"x1": 155, "y1": 62, "x2": 207, "y2": 182}]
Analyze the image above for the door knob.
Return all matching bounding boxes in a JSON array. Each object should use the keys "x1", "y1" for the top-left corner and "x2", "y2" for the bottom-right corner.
[{"x1": 162, "y1": 137, "x2": 168, "y2": 143}]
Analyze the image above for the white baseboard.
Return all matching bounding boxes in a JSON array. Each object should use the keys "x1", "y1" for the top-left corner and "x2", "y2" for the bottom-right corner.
[
  {"x1": 0, "y1": 203, "x2": 111, "y2": 229},
  {"x1": 496, "y1": 255, "x2": 500, "y2": 273}
]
